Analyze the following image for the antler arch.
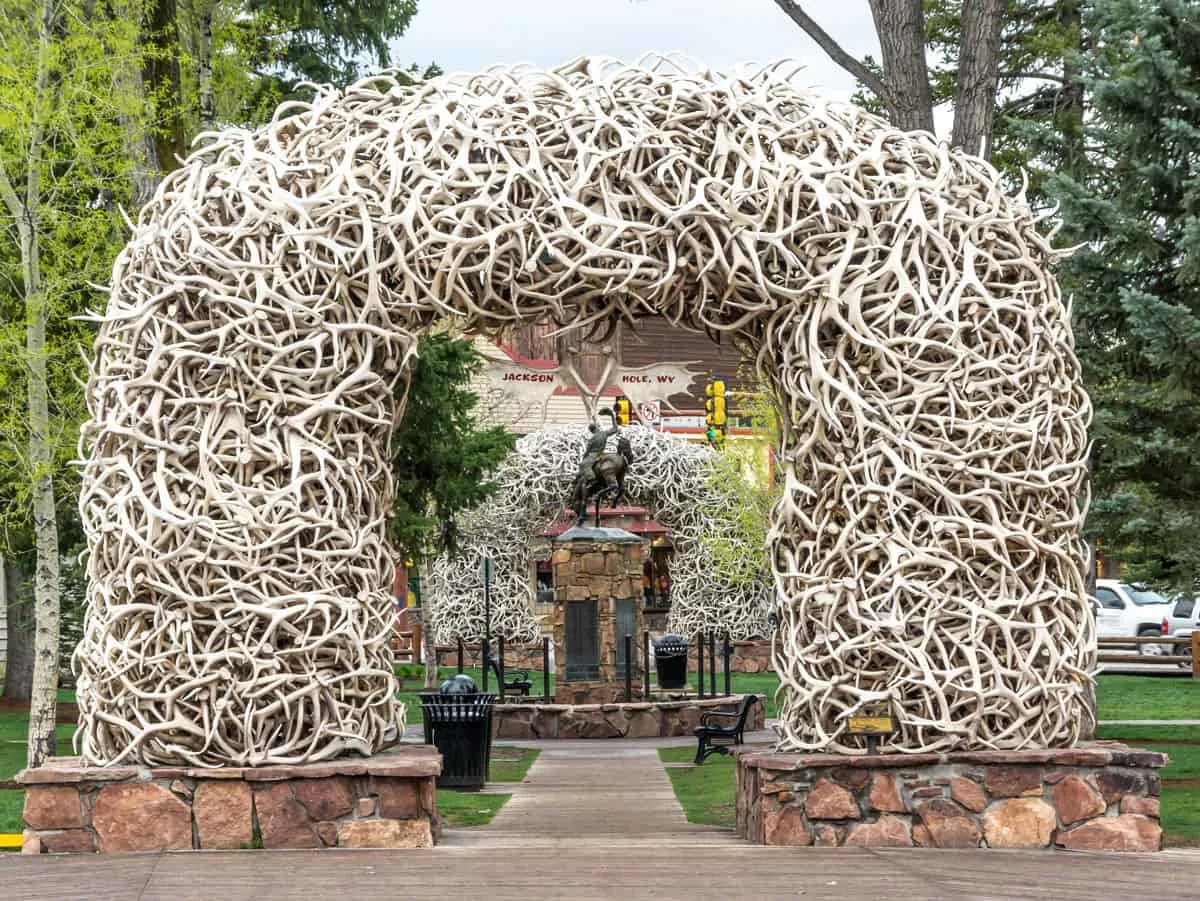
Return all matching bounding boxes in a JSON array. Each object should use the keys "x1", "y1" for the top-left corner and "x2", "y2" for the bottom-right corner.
[
  {"x1": 425, "y1": 426, "x2": 771, "y2": 646},
  {"x1": 76, "y1": 56, "x2": 1092, "y2": 766}
]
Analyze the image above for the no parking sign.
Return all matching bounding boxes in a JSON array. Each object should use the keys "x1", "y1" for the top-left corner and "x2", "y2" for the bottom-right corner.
[{"x1": 637, "y1": 401, "x2": 661, "y2": 425}]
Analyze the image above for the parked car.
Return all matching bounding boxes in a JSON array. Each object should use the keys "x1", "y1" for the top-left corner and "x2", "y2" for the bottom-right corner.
[
  {"x1": 1163, "y1": 593, "x2": 1199, "y2": 663},
  {"x1": 1093, "y1": 579, "x2": 1176, "y2": 655}
]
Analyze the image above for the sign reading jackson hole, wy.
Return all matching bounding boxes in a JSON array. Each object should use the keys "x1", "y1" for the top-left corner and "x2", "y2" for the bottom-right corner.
[
  {"x1": 69, "y1": 56, "x2": 1091, "y2": 771},
  {"x1": 485, "y1": 355, "x2": 702, "y2": 409}
]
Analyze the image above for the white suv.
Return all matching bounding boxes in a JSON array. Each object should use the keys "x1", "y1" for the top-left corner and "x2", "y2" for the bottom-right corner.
[
  {"x1": 1093, "y1": 579, "x2": 1175, "y2": 655},
  {"x1": 1163, "y1": 593, "x2": 1198, "y2": 663}
]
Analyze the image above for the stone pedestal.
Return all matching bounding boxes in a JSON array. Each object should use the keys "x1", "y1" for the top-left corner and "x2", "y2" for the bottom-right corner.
[
  {"x1": 735, "y1": 743, "x2": 1167, "y2": 851},
  {"x1": 551, "y1": 527, "x2": 645, "y2": 705},
  {"x1": 17, "y1": 746, "x2": 441, "y2": 854}
]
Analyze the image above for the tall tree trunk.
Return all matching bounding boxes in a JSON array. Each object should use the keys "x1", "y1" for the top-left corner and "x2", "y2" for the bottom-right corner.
[
  {"x1": 23, "y1": 215, "x2": 62, "y2": 768},
  {"x1": 950, "y1": 0, "x2": 1005, "y2": 156},
  {"x1": 867, "y1": 0, "x2": 935, "y2": 132},
  {"x1": 142, "y1": 0, "x2": 187, "y2": 170},
  {"x1": 2, "y1": 562, "x2": 34, "y2": 701},
  {"x1": 99, "y1": 0, "x2": 160, "y2": 207},
  {"x1": 0, "y1": 0, "x2": 64, "y2": 769},
  {"x1": 197, "y1": 1, "x2": 215, "y2": 131},
  {"x1": 1058, "y1": 0, "x2": 1085, "y2": 171}
]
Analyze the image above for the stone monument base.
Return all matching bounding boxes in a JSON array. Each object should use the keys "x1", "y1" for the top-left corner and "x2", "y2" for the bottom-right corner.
[
  {"x1": 494, "y1": 694, "x2": 765, "y2": 740},
  {"x1": 17, "y1": 745, "x2": 441, "y2": 854},
  {"x1": 736, "y1": 743, "x2": 1167, "y2": 852}
]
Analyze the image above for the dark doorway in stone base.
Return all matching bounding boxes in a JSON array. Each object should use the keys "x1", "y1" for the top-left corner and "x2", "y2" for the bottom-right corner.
[{"x1": 565, "y1": 600, "x2": 600, "y2": 680}]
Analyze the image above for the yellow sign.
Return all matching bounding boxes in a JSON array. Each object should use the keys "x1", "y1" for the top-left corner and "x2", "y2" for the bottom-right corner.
[{"x1": 848, "y1": 715, "x2": 894, "y2": 735}]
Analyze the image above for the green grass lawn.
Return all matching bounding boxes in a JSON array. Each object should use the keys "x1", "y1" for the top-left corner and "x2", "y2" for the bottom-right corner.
[
  {"x1": 435, "y1": 790, "x2": 511, "y2": 827},
  {"x1": 1095, "y1": 675, "x2": 1200, "y2": 721}
]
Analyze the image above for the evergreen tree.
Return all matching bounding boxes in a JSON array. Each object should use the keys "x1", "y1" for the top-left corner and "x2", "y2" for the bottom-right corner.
[
  {"x1": 388, "y1": 334, "x2": 515, "y2": 562},
  {"x1": 1052, "y1": 0, "x2": 1200, "y2": 585},
  {"x1": 388, "y1": 333, "x2": 514, "y2": 688}
]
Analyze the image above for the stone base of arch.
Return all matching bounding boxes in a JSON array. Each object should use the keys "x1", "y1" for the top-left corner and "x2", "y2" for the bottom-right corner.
[
  {"x1": 17, "y1": 746, "x2": 441, "y2": 854},
  {"x1": 735, "y1": 744, "x2": 1166, "y2": 851},
  {"x1": 492, "y1": 695, "x2": 765, "y2": 741}
]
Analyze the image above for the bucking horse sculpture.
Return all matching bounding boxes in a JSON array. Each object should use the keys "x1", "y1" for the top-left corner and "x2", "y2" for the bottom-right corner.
[{"x1": 569, "y1": 409, "x2": 635, "y2": 525}]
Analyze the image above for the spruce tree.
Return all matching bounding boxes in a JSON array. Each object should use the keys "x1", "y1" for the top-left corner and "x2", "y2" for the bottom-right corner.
[
  {"x1": 388, "y1": 334, "x2": 515, "y2": 563},
  {"x1": 1052, "y1": 0, "x2": 1200, "y2": 585}
]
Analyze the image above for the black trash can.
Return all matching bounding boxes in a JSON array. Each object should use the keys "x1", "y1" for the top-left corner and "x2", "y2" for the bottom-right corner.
[
  {"x1": 654, "y1": 634, "x2": 689, "y2": 690},
  {"x1": 419, "y1": 677, "x2": 496, "y2": 790}
]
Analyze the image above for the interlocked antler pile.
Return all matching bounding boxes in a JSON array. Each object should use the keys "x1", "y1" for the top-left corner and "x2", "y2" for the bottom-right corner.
[
  {"x1": 77, "y1": 56, "x2": 1092, "y2": 765},
  {"x1": 426, "y1": 426, "x2": 770, "y2": 645}
]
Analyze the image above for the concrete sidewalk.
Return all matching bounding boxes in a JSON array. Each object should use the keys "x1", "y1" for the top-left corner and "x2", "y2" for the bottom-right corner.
[{"x1": 448, "y1": 741, "x2": 728, "y2": 850}]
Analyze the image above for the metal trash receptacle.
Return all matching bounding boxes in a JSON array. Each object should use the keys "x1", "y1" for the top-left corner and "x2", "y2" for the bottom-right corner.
[
  {"x1": 653, "y1": 634, "x2": 689, "y2": 690},
  {"x1": 419, "y1": 678, "x2": 495, "y2": 790}
]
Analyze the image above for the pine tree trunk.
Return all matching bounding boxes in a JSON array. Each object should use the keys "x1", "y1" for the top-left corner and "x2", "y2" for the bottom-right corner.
[
  {"x1": 142, "y1": 0, "x2": 186, "y2": 170},
  {"x1": 867, "y1": 0, "x2": 935, "y2": 132},
  {"x1": 950, "y1": 0, "x2": 1005, "y2": 157},
  {"x1": 97, "y1": 1, "x2": 161, "y2": 207},
  {"x1": 197, "y1": 1, "x2": 215, "y2": 130},
  {"x1": 1059, "y1": 0, "x2": 1085, "y2": 171},
  {"x1": 2, "y1": 562, "x2": 34, "y2": 701}
]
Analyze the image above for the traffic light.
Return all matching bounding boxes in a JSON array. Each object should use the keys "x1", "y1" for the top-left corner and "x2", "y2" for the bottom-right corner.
[
  {"x1": 614, "y1": 396, "x2": 632, "y2": 426},
  {"x1": 704, "y1": 379, "x2": 726, "y2": 446}
]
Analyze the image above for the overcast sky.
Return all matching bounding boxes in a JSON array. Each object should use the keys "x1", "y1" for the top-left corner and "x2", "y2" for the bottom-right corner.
[{"x1": 392, "y1": 0, "x2": 882, "y2": 104}]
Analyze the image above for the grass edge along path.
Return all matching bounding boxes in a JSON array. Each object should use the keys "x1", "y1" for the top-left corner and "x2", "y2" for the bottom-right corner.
[
  {"x1": 658, "y1": 746, "x2": 737, "y2": 829},
  {"x1": 434, "y1": 746, "x2": 539, "y2": 829}
]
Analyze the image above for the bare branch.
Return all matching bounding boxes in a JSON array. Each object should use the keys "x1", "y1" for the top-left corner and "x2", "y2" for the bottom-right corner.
[
  {"x1": 0, "y1": 159, "x2": 24, "y2": 221},
  {"x1": 771, "y1": 1, "x2": 892, "y2": 107}
]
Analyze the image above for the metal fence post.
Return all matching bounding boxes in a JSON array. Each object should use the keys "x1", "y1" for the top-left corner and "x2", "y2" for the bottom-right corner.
[
  {"x1": 709, "y1": 632, "x2": 716, "y2": 699},
  {"x1": 643, "y1": 630, "x2": 651, "y2": 698},
  {"x1": 481, "y1": 638, "x2": 489, "y2": 692},
  {"x1": 624, "y1": 634, "x2": 633, "y2": 701},
  {"x1": 497, "y1": 634, "x2": 506, "y2": 703},
  {"x1": 724, "y1": 633, "x2": 732, "y2": 697},
  {"x1": 457, "y1": 638, "x2": 464, "y2": 674}
]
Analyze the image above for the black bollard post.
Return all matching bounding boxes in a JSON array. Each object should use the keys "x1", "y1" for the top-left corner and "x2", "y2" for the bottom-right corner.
[
  {"x1": 481, "y1": 638, "x2": 489, "y2": 692},
  {"x1": 497, "y1": 634, "x2": 506, "y2": 703},
  {"x1": 724, "y1": 633, "x2": 732, "y2": 697},
  {"x1": 643, "y1": 630, "x2": 651, "y2": 698},
  {"x1": 709, "y1": 632, "x2": 717, "y2": 699},
  {"x1": 457, "y1": 638, "x2": 464, "y2": 674},
  {"x1": 696, "y1": 633, "x2": 705, "y2": 698},
  {"x1": 543, "y1": 636, "x2": 551, "y2": 702},
  {"x1": 624, "y1": 634, "x2": 633, "y2": 701}
]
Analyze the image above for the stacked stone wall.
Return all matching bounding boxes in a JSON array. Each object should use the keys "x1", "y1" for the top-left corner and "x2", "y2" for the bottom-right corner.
[
  {"x1": 736, "y1": 744, "x2": 1166, "y2": 852},
  {"x1": 493, "y1": 695, "x2": 765, "y2": 741},
  {"x1": 18, "y1": 747, "x2": 440, "y2": 854}
]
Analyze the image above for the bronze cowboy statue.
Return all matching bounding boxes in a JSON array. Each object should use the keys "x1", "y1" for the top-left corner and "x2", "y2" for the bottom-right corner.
[{"x1": 569, "y1": 408, "x2": 634, "y2": 526}]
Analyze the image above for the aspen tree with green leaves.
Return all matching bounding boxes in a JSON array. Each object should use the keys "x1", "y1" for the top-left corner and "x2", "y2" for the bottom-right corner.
[{"x1": 0, "y1": 0, "x2": 149, "y2": 762}]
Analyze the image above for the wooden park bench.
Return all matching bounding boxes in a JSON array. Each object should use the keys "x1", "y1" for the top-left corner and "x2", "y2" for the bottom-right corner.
[
  {"x1": 489, "y1": 658, "x2": 533, "y2": 696},
  {"x1": 694, "y1": 694, "x2": 759, "y2": 764}
]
